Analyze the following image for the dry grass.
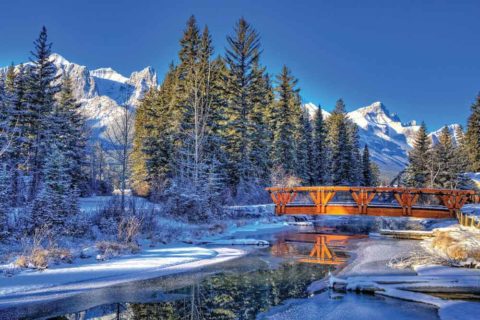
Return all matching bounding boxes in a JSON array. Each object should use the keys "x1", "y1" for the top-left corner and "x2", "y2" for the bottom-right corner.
[
  {"x1": 31, "y1": 249, "x2": 49, "y2": 269},
  {"x1": 388, "y1": 248, "x2": 451, "y2": 270},
  {"x1": 96, "y1": 240, "x2": 139, "y2": 259},
  {"x1": 14, "y1": 247, "x2": 73, "y2": 269},
  {"x1": 117, "y1": 216, "x2": 142, "y2": 244},
  {"x1": 48, "y1": 248, "x2": 73, "y2": 264},
  {"x1": 429, "y1": 228, "x2": 480, "y2": 266},
  {"x1": 15, "y1": 256, "x2": 28, "y2": 268}
]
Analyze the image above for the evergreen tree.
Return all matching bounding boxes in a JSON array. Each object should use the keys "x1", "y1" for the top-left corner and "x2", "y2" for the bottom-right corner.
[
  {"x1": 312, "y1": 106, "x2": 328, "y2": 184},
  {"x1": 224, "y1": 17, "x2": 261, "y2": 190},
  {"x1": 31, "y1": 145, "x2": 78, "y2": 235},
  {"x1": 270, "y1": 66, "x2": 300, "y2": 175},
  {"x1": 24, "y1": 26, "x2": 60, "y2": 199},
  {"x1": 53, "y1": 76, "x2": 87, "y2": 189},
  {"x1": 130, "y1": 89, "x2": 156, "y2": 196},
  {"x1": 432, "y1": 126, "x2": 469, "y2": 189},
  {"x1": 361, "y1": 144, "x2": 373, "y2": 186},
  {"x1": 326, "y1": 99, "x2": 351, "y2": 185},
  {"x1": 246, "y1": 57, "x2": 273, "y2": 183},
  {"x1": 0, "y1": 164, "x2": 11, "y2": 238},
  {"x1": 142, "y1": 69, "x2": 178, "y2": 197},
  {"x1": 465, "y1": 93, "x2": 480, "y2": 171},
  {"x1": 404, "y1": 122, "x2": 430, "y2": 187},
  {"x1": 348, "y1": 123, "x2": 362, "y2": 185},
  {"x1": 296, "y1": 109, "x2": 315, "y2": 185}
]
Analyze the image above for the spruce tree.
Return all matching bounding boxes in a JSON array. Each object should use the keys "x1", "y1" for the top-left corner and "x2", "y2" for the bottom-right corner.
[
  {"x1": 433, "y1": 126, "x2": 469, "y2": 189},
  {"x1": 465, "y1": 93, "x2": 480, "y2": 171},
  {"x1": 312, "y1": 106, "x2": 328, "y2": 184},
  {"x1": 53, "y1": 76, "x2": 87, "y2": 190},
  {"x1": 348, "y1": 123, "x2": 362, "y2": 185},
  {"x1": 404, "y1": 122, "x2": 430, "y2": 187},
  {"x1": 246, "y1": 57, "x2": 272, "y2": 183},
  {"x1": 224, "y1": 18, "x2": 261, "y2": 190},
  {"x1": 0, "y1": 164, "x2": 11, "y2": 237},
  {"x1": 296, "y1": 109, "x2": 315, "y2": 185},
  {"x1": 326, "y1": 99, "x2": 351, "y2": 185},
  {"x1": 361, "y1": 145, "x2": 373, "y2": 186},
  {"x1": 24, "y1": 26, "x2": 60, "y2": 199},
  {"x1": 31, "y1": 145, "x2": 77, "y2": 235},
  {"x1": 271, "y1": 66, "x2": 300, "y2": 175}
]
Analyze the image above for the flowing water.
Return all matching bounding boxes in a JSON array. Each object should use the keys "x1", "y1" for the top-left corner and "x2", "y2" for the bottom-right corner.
[{"x1": 2, "y1": 227, "x2": 439, "y2": 320}]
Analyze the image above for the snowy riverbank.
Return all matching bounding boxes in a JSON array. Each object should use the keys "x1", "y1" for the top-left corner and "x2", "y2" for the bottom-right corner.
[
  {"x1": 329, "y1": 235, "x2": 480, "y2": 320},
  {"x1": 0, "y1": 197, "x2": 292, "y2": 314},
  {"x1": 0, "y1": 244, "x2": 247, "y2": 310}
]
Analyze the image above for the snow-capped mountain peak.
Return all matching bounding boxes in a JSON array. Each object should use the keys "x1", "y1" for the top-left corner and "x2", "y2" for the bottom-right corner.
[
  {"x1": 1, "y1": 53, "x2": 159, "y2": 143},
  {"x1": 90, "y1": 67, "x2": 129, "y2": 83},
  {"x1": 302, "y1": 102, "x2": 331, "y2": 120},
  {"x1": 429, "y1": 124, "x2": 462, "y2": 145},
  {"x1": 302, "y1": 101, "x2": 458, "y2": 179},
  {"x1": 49, "y1": 53, "x2": 72, "y2": 67}
]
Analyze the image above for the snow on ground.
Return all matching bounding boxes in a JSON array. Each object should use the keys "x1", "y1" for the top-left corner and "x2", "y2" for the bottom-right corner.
[
  {"x1": 198, "y1": 238, "x2": 270, "y2": 246},
  {"x1": 0, "y1": 245, "x2": 246, "y2": 308},
  {"x1": 0, "y1": 196, "x2": 288, "y2": 309},
  {"x1": 330, "y1": 237, "x2": 480, "y2": 319}
]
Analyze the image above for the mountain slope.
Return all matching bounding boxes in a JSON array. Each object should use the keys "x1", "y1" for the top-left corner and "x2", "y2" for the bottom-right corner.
[
  {"x1": 304, "y1": 102, "x2": 459, "y2": 180},
  {"x1": 0, "y1": 53, "x2": 158, "y2": 141}
]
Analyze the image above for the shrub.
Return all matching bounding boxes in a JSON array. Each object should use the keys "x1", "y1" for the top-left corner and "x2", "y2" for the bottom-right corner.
[
  {"x1": 15, "y1": 256, "x2": 28, "y2": 268},
  {"x1": 95, "y1": 240, "x2": 139, "y2": 259},
  {"x1": 31, "y1": 248, "x2": 48, "y2": 269},
  {"x1": 117, "y1": 216, "x2": 142, "y2": 244}
]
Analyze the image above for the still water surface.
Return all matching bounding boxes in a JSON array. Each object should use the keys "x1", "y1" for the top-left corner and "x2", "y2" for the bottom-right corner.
[{"x1": 2, "y1": 228, "x2": 439, "y2": 320}]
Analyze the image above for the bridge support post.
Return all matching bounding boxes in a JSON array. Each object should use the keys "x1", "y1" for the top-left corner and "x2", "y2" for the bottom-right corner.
[
  {"x1": 351, "y1": 189, "x2": 376, "y2": 214},
  {"x1": 394, "y1": 190, "x2": 419, "y2": 216},
  {"x1": 438, "y1": 193, "x2": 469, "y2": 217},
  {"x1": 309, "y1": 188, "x2": 336, "y2": 214},
  {"x1": 270, "y1": 190, "x2": 297, "y2": 214}
]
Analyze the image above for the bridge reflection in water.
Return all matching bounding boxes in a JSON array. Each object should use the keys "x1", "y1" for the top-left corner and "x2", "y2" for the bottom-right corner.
[
  {"x1": 266, "y1": 186, "x2": 477, "y2": 219},
  {"x1": 272, "y1": 230, "x2": 368, "y2": 265}
]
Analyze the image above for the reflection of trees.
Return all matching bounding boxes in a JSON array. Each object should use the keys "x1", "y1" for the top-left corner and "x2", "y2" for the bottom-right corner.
[{"x1": 129, "y1": 262, "x2": 332, "y2": 319}]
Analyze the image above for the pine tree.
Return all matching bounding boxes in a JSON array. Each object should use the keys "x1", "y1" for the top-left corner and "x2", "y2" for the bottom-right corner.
[
  {"x1": 224, "y1": 17, "x2": 261, "y2": 190},
  {"x1": 312, "y1": 106, "x2": 328, "y2": 184},
  {"x1": 465, "y1": 93, "x2": 480, "y2": 171},
  {"x1": 296, "y1": 109, "x2": 315, "y2": 185},
  {"x1": 0, "y1": 164, "x2": 11, "y2": 237},
  {"x1": 31, "y1": 145, "x2": 78, "y2": 235},
  {"x1": 404, "y1": 122, "x2": 430, "y2": 187},
  {"x1": 270, "y1": 66, "x2": 300, "y2": 175},
  {"x1": 432, "y1": 126, "x2": 469, "y2": 189},
  {"x1": 326, "y1": 99, "x2": 352, "y2": 185},
  {"x1": 53, "y1": 76, "x2": 87, "y2": 189},
  {"x1": 130, "y1": 89, "x2": 156, "y2": 196},
  {"x1": 246, "y1": 57, "x2": 272, "y2": 183},
  {"x1": 348, "y1": 123, "x2": 362, "y2": 185},
  {"x1": 361, "y1": 145, "x2": 373, "y2": 186},
  {"x1": 24, "y1": 26, "x2": 60, "y2": 199}
]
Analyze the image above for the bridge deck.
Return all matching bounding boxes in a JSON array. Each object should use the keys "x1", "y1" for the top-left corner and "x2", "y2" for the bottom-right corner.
[{"x1": 266, "y1": 186, "x2": 477, "y2": 219}]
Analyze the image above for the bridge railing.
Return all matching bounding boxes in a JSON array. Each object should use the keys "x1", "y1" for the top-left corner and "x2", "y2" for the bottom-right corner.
[{"x1": 265, "y1": 186, "x2": 477, "y2": 218}]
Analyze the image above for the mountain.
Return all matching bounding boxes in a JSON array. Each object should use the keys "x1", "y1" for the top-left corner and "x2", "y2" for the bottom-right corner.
[
  {"x1": 0, "y1": 53, "x2": 158, "y2": 141},
  {"x1": 429, "y1": 124, "x2": 462, "y2": 145},
  {"x1": 303, "y1": 101, "x2": 459, "y2": 180},
  {"x1": 1, "y1": 54, "x2": 460, "y2": 180}
]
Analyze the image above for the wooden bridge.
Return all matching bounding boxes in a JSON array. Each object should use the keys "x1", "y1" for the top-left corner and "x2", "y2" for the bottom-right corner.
[{"x1": 266, "y1": 186, "x2": 477, "y2": 219}]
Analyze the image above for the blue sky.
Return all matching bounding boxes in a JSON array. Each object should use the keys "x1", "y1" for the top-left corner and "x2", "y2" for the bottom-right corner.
[{"x1": 1, "y1": 0, "x2": 479, "y2": 129}]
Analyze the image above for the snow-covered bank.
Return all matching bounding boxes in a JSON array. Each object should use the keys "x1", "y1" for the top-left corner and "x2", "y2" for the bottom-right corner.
[
  {"x1": 329, "y1": 237, "x2": 480, "y2": 320},
  {"x1": 0, "y1": 197, "x2": 289, "y2": 311},
  {"x1": 0, "y1": 245, "x2": 246, "y2": 309}
]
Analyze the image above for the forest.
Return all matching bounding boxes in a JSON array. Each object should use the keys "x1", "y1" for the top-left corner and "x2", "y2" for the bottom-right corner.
[{"x1": 1, "y1": 16, "x2": 480, "y2": 242}]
